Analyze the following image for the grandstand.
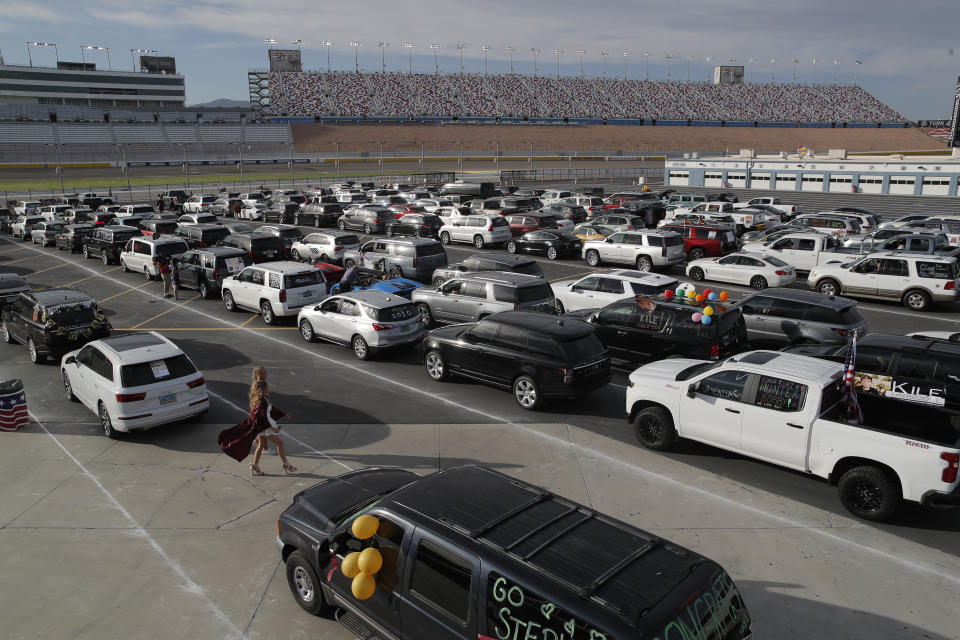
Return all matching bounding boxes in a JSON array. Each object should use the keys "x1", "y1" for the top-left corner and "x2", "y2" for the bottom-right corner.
[{"x1": 262, "y1": 71, "x2": 906, "y2": 123}]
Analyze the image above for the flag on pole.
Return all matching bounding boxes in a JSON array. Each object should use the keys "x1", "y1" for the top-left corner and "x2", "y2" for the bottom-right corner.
[
  {"x1": 841, "y1": 336, "x2": 863, "y2": 424},
  {"x1": 0, "y1": 380, "x2": 28, "y2": 431}
]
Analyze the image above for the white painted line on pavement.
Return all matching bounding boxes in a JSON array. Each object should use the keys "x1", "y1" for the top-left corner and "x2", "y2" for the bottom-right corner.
[{"x1": 30, "y1": 412, "x2": 242, "y2": 637}]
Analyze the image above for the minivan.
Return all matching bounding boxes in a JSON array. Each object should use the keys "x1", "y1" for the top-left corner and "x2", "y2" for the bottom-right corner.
[
  {"x1": 120, "y1": 235, "x2": 190, "y2": 279},
  {"x1": 277, "y1": 466, "x2": 751, "y2": 639}
]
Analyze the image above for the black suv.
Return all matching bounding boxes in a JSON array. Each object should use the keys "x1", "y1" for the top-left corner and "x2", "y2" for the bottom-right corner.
[
  {"x1": 1, "y1": 289, "x2": 110, "y2": 363},
  {"x1": 0, "y1": 208, "x2": 14, "y2": 233},
  {"x1": 277, "y1": 466, "x2": 751, "y2": 640},
  {"x1": 82, "y1": 226, "x2": 140, "y2": 265},
  {"x1": 430, "y1": 252, "x2": 544, "y2": 286},
  {"x1": 175, "y1": 223, "x2": 230, "y2": 249},
  {"x1": 55, "y1": 223, "x2": 96, "y2": 253},
  {"x1": 568, "y1": 295, "x2": 748, "y2": 364},
  {"x1": 174, "y1": 247, "x2": 252, "y2": 298},
  {"x1": 296, "y1": 203, "x2": 342, "y2": 227},
  {"x1": 0, "y1": 273, "x2": 30, "y2": 309},
  {"x1": 73, "y1": 210, "x2": 115, "y2": 226},
  {"x1": 385, "y1": 213, "x2": 444, "y2": 239},
  {"x1": 216, "y1": 232, "x2": 286, "y2": 263},
  {"x1": 423, "y1": 310, "x2": 611, "y2": 409},
  {"x1": 258, "y1": 224, "x2": 303, "y2": 253}
]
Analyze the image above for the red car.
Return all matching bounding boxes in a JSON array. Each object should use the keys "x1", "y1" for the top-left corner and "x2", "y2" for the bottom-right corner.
[
  {"x1": 388, "y1": 204, "x2": 428, "y2": 220},
  {"x1": 313, "y1": 261, "x2": 344, "y2": 283},
  {"x1": 504, "y1": 212, "x2": 561, "y2": 237},
  {"x1": 658, "y1": 222, "x2": 738, "y2": 260}
]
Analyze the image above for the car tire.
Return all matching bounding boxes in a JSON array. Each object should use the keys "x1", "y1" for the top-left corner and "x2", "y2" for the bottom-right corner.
[
  {"x1": 903, "y1": 289, "x2": 931, "y2": 312},
  {"x1": 121, "y1": 259, "x2": 129, "y2": 272},
  {"x1": 261, "y1": 301, "x2": 277, "y2": 325},
  {"x1": 432, "y1": 276, "x2": 445, "y2": 286},
  {"x1": 313, "y1": 216, "x2": 321, "y2": 227},
  {"x1": 28, "y1": 338, "x2": 45, "y2": 364},
  {"x1": 415, "y1": 302, "x2": 434, "y2": 327},
  {"x1": 424, "y1": 349, "x2": 449, "y2": 381},
  {"x1": 2, "y1": 322, "x2": 14, "y2": 344},
  {"x1": 102, "y1": 252, "x2": 110, "y2": 265},
  {"x1": 750, "y1": 275, "x2": 768, "y2": 290},
  {"x1": 473, "y1": 235, "x2": 485, "y2": 249},
  {"x1": 223, "y1": 290, "x2": 237, "y2": 312},
  {"x1": 635, "y1": 255, "x2": 653, "y2": 272},
  {"x1": 351, "y1": 335, "x2": 370, "y2": 360},
  {"x1": 294, "y1": 215, "x2": 301, "y2": 226},
  {"x1": 388, "y1": 265, "x2": 403, "y2": 278},
  {"x1": 385, "y1": 226, "x2": 394, "y2": 237},
  {"x1": 63, "y1": 370, "x2": 78, "y2": 401},
  {"x1": 585, "y1": 249, "x2": 601, "y2": 267},
  {"x1": 299, "y1": 319, "x2": 315, "y2": 342},
  {"x1": 291, "y1": 249, "x2": 301, "y2": 261},
  {"x1": 285, "y1": 551, "x2": 330, "y2": 616},
  {"x1": 632, "y1": 406, "x2": 678, "y2": 451},
  {"x1": 554, "y1": 299, "x2": 565, "y2": 314},
  {"x1": 688, "y1": 248, "x2": 706, "y2": 261},
  {"x1": 837, "y1": 465, "x2": 901, "y2": 522},
  {"x1": 689, "y1": 267, "x2": 705, "y2": 281},
  {"x1": 413, "y1": 228, "x2": 422, "y2": 238},
  {"x1": 817, "y1": 279, "x2": 840, "y2": 297},
  {"x1": 363, "y1": 224, "x2": 372, "y2": 235},
  {"x1": 199, "y1": 280, "x2": 211, "y2": 299},
  {"x1": 99, "y1": 402, "x2": 118, "y2": 439},
  {"x1": 440, "y1": 232, "x2": 451, "y2": 245},
  {"x1": 546, "y1": 246, "x2": 558, "y2": 260},
  {"x1": 318, "y1": 254, "x2": 329, "y2": 263},
  {"x1": 513, "y1": 375, "x2": 541, "y2": 410},
  {"x1": 144, "y1": 267, "x2": 152, "y2": 281},
  {"x1": 337, "y1": 220, "x2": 347, "y2": 231},
  {"x1": 83, "y1": 246, "x2": 90, "y2": 259},
  {"x1": 506, "y1": 241, "x2": 517, "y2": 254}
]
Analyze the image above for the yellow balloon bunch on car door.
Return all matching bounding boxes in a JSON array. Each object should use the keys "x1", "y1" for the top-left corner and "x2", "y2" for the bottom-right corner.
[{"x1": 340, "y1": 515, "x2": 383, "y2": 600}]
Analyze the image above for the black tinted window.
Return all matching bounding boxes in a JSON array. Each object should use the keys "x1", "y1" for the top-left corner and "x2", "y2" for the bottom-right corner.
[
  {"x1": 494, "y1": 324, "x2": 528, "y2": 350},
  {"x1": 896, "y1": 354, "x2": 939, "y2": 379},
  {"x1": 416, "y1": 243, "x2": 446, "y2": 257},
  {"x1": 469, "y1": 322, "x2": 499, "y2": 344},
  {"x1": 120, "y1": 354, "x2": 198, "y2": 387},
  {"x1": 558, "y1": 333, "x2": 606, "y2": 362},
  {"x1": 515, "y1": 284, "x2": 552, "y2": 303},
  {"x1": 802, "y1": 305, "x2": 844, "y2": 324},
  {"x1": 769, "y1": 298, "x2": 806, "y2": 319},
  {"x1": 284, "y1": 271, "x2": 325, "y2": 288},
  {"x1": 409, "y1": 541, "x2": 472, "y2": 621}
]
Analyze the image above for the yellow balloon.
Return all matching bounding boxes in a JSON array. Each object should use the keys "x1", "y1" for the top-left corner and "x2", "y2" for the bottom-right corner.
[
  {"x1": 352, "y1": 572, "x2": 376, "y2": 600},
  {"x1": 358, "y1": 548, "x2": 383, "y2": 574},
  {"x1": 352, "y1": 515, "x2": 380, "y2": 540},
  {"x1": 703, "y1": 306, "x2": 714, "y2": 316},
  {"x1": 341, "y1": 552, "x2": 361, "y2": 579},
  {"x1": 686, "y1": 288, "x2": 696, "y2": 299}
]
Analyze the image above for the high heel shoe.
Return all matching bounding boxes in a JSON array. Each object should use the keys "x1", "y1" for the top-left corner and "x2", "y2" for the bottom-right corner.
[
  {"x1": 250, "y1": 464, "x2": 264, "y2": 476},
  {"x1": 283, "y1": 463, "x2": 297, "y2": 475}
]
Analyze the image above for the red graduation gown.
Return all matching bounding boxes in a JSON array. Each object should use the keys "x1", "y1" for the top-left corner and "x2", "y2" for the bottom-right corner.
[{"x1": 218, "y1": 401, "x2": 285, "y2": 462}]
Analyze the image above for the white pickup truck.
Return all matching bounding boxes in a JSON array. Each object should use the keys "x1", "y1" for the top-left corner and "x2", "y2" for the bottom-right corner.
[
  {"x1": 740, "y1": 232, "x2": 860, "y2": 271},
  {"x1": 625, "y1": 350, "x2": 960, "y2": 521},
  {"x1": 734, "y1": 196, "x2": 801, "y2": 218},
  {"x1": 76, "y1": 192, "x2": 117, "y2": 205},
  {"x1": 667, "y1": 201, "x2": 770, "y2": 232}
]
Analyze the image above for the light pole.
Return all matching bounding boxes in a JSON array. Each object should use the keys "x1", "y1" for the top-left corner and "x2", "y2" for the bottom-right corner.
[
  {"x1": 578, "y1": 49, "x2": 586, "y2": 76},
  {"x1": 415, "y1": 140, "x2": 424, "y2": 167},
  {"x1": 622, "y1": 52, "x2": 630, "y2": 80},
  {"x1": 331, "y1": 141, "x2": 342, "y2": 176},
  {"x1": 522, "y1": 141, "x2": 533, "y2": 168},
  {"x1": 705, "y1": 56, "x2": 712, "y2": 82},
  {"x1": 748, "y1": 57, "x2": 756, "y2": 83},
  {"x1": 643, "y1": 52, "x2": 650, "y2": 80},
  {"x1": 791, "y1": 58, "x2": 800, "y2": 84},
  {"x1": 26, "y1": 42, "x2": 58, "y2": 67},
  {"x1": 349, "y1": 41, "x2": 361, "y2": 73},
  {"x1": 555, "y1": 49, "x2": 563, "y2": 78},
  {"x1": 429, "y1": 43, "x2": 440, "y2": 74},
  {"x1": 451, "y1": 141, "x2": 463, "y2": 172},
  {"x1": 686, "y1": 55, "x2": 693, "y2": 81},
  {"x1": 833, "y1": 59, "x2": 840, "y2": 84},
  {"x1": 854, "y1": 60, "x2": 863, "y2": 84},
  {"x1": 322, "y1": 40, "x2": 334, "y2": 72},
  {"x1": 81, "y1": 45, "x2": 110, "y2": 70},
  {"x1": 403, "y1": 43, "x2": 414, "y2": 74},
  {"x1": 238, "y1": 142, "x2": 245, "y2": 184},
  {"x1": 46, "y1": 144, "x2": 64, "y2": 191},
  {"x1": 490, "y1": 141, "x2": 500, "y2": 170},
  {"x1": 177, "y1": 144, "x2": 189, "y2": 188},
  {"x1": 116, "y1": 144, "x2": 131, "y2": 192},
  {"x1": 457, "y1": 44, "x2": 465, "y2": 74},
  {"x1": 130, "y1": 48, "x2": 156, "y2": 72},
  {"x1": 481, "y1": 45, "x2": 490, "y2": 76},
  {"x1": 665, "y1": 53, "x2": 673, "y2": 80},
  {"x1": 812, "y1": 58, "x2": 818, "y2": 83},
  {"x1": 372, "y1": 141, "x2": 385, "y2": 172},
  {"x1": 600, "y1": 50, "x2": 608, "y2": 79},
  {"x1": 506, "y1": 46, "x2": 515, "y2": 74},
  {"x1": 377, "y1": 42, "x2": 389, "y2": 73},
  {"x1": 770, "y1": 58, "x2": 776, "y2": 83},
  {"x1": 531, "y1": 47, "x2": 540, "y2": 77}
]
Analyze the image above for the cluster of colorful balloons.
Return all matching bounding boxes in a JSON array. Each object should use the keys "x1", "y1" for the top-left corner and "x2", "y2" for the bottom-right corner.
[
  {"x1": 662, "y1": 284, "x2": 729, "y2": 325},
  {"x1": 340, "y1": 515, "x2": 383, "y2": 600}
]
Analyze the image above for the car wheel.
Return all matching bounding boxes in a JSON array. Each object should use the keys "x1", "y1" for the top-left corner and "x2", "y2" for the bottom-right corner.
[
  {"x1": 750, "y1": 275, "x2": 768, "y2": 290},
  {"x1": 121, "y1": 259, "x2": 129, "y2": 272},
  {"x1": 546, "y1": 246, "x2": 558, "y2": 260},
  {"x1": 689, "y1": 267, "x2": 705, "y2": 281},
  {"x1": 632, "y1": 406, "x2": 678, "y2": 450},
  {"x1": 903, "y1": 289, "x2": 931, "y2": 312},
  {"x1": 440, "y1": 232, "x2": 451, "y2": 245},
  {"x1": 199, "y1": 280, "x2": 211, "y2": 299},
  {"x1": 143, "y1": 267, "x2": 152, "y2": 281},
  {"x1": 313, "y1": 216, "x2": 320, "y2": 227},
  {"x1": 506, "y1": 241, "x2": 518, "y2": 254},
  {"x1": 102, "y1": 252, "x2": 110, "y2": 265},
  {"x1": 285, "y1": 551, "x2": 329, "y2": 616},
  {"x1": 299, "y1": 319, "x2": 315, "y2": 342},
  {"x1": 62, "y1": 370, "x2": 77, "y2": 401},
  {"x1": 83, "y1": 246, "x2": 90, "y2": 259},
  {"x1": 261, "y1": 301, "x2": 277, "y2": 325},
  {"x1": 351, "y1": 335, "x2": 369, "y2": 360},
  {"x1": 363, "y1": 224, "x2": 372, "y2": 235},
  {"x1": 385, "y1": 226, "x2": 394, "y2": 237},
  {"x1": 554, "y1": 299, "x2": 565, "y2": 314},
  {"x1": 473, "y1": 235, "x2": 485, "y2": 249},
  {"x1": 838, "y1": 465, "x2": 901, "y2": 522},
  {"x1": 424, "y1": 349, "x2": 449, "y2": 381},
  {"x1": 513, "y1": 375, "x2": 541, "y2": 410},
  {"x1": 416, "y1": 302, "x2": 434, "y2": 327},
  {"x1": 688, "y1": 248, "x2": 706, "y2": 261},
  {"x1": 413, "y1": 228, "x2": 422, "y2": 238},
  {"x1": 28, "y1": 338, "x2": 45, "y2": 364},
  {"x1": 432, "y1": 276, "x2": 445, "y2": 286},
  {"x1": 585, "y1": 249, "x2": 601, "y2": 266},
  {"x1": 99, "y1": 402, "x2": 118, "y2": 439},
  {"x1": 635, "y1": 255, "x2": 653, "y2": 272},
  {"x1": 223, "y1": 290, "x2": 237, "y2": 312},
  {"x1": 294, "y1": 216, "x2": 301, "y2": 226},
  {"x1": 388, "y1": 265, "x2": 403, "y2": 278},
  {"x1": 817, "y1": 279, "x2": 840, "y2": 297},
  {"x1": 2, "y1": 322, "x2": 14, "y2": 344},
  {"x1": 319, "y1": 254, "x2": 330, "y2": 263},
  {"x1": 337, "y1": 220, "x2": 346, "y2": 231}
]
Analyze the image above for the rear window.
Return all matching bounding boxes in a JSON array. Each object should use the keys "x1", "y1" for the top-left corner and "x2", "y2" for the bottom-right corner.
[
  {"x1": 251, "y1": 237, "x2": 284, "y2": 251},
  {"x1": 374, "y1": 303, "x2": 418, "y2": 322},
  {"x1": 275, "y1": 228, "x2": 301, "y2": 239},
  {"x1": 514, "y1": 283, "x2": 553, "y2": 303},
  {"x1": 47, "y1": 302, "x2": 97, "y2": 326},
  {"x1": 630, "y1": 279, "x2": 677, "y2": 295},
  {"x1": 416, "y1": 243, "x2": 446, "y2": 257},
  {"x1": 153, "y1": 223, "x2": 178, "y2": 234},
  {"x1": 338, "y1": 234, "x2": 359, "y2": 246},
  {"x1": 804, "y1": 304, "x2": 863, "y2": 325},
  {"x1": 195, "y1": 215, "x2": 217, "y2": 224},
  {"x1": 664, "y1": 234, "x2": 684, "y2": 247},
  {"x1": 156, "y1": 241, "x2": 188, "y2": 257},
  {"x1": 132, "y1": 206, "x2": 154, "y2": 213},
  {"x1": 491, "y1": 217, "x2": 509, "y2": 228},
  {"x1": 283, "y1": 271, "x2": 325, "y2": 288},
  {"x1": 120, "y1": 354, "x2": 198, "y2": 387},
  {"x1": 514, "y1": 262, "x2": 544, "y2": 277},
  {"x1": 200, "y1": 228, "x2": 230, "y2": 242},
  {"x1": 917, "y1": 261, "x2": 958, "y2": 279},
  {"x1": 559, "y1": 332, "x2": 606, "y2": 361}
]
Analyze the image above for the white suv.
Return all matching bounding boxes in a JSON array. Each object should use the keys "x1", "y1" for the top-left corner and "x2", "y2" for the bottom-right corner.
[
  {"x1": 221, "y1": 261, "x2": 328, "y2": 324},
  {"x1": 438, "y1": 215, "x2": 512, "y2": 249},
  {"x1": 120, "y1": 235, "x2": 190, "y2": 280},
  {"x1": 540, "y1": 189, "x2": 574, "y2": 205},
  {"x1": 60, "y1": 331, "x2": 208, "y2": 438},
  {"x1": 550, "y1": 269, "x2": 679, "y2": 313},
  {"x1": 38, "y1": 204, "x2": 73, "y2": 221},
  {"x1": 582, "y1": 229, "x2": 686, "y2": 271},
  {"x1": 290, "y1": 231, "x2": 360, "y2": 264},
  {"x1": 115, "y1": 204, "x2": 156, "y2": 218},
  {"x1": 182, "y1": 195, "x2": 218, "y2": 213}
]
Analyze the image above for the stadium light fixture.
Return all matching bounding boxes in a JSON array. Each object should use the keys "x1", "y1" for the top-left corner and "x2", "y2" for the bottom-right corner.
[
  {"x1": 371, "y1": 141, "x2": 386, "y2": 171},
  {"x1": 482, "y1": 45, "x2": 490, "y2": 76},
  {"x1": 378, "y1": 42, "x2": 389, "y2": 74},
  {"x1": 292, "y1": 39, "x2": 304, "y2": 50},
  {"x1": 748, "y1": 57, "x2": 756, "y2": 83},
  {"x1": 833, "y1": 58, "x2": 841, "y2": 84},
  {"x1": 264, "y1": 39, "x2": 278, "y2": 46},
  {"x1": 854, "y1": 59, "x2": 863, "y2": 85},
  {"x1": 506, "y1": 46, "x2": 515, "y2": 74},
  {"x1": 642, "y1": 52, "x2": 650, "y2": 80},
  {"x1": 686, "y1": 55, "x2": 693, "y2": 82},
  {"x1": 812, "y1": 58, "x2": 819, "y2": 83},
  {"x1": 451, "y1": 140, "x2": 464, "y2": 170},
  {"x1": 600, "y1": 50, "x2": 609, "y2": 79},
  {"x1": 665, "y1": 53, "x2": 673, "y2": 81},
  {"x1": 457, "y1": 44, "x2": 465, "y2": 75},
  {"x1": 403, "y1": 43, "x2": 414, "y2": 74},
  {"x1": 622, "y1": 52, "x2": 630, "y2": 80},
  {"x1": 81, "y1": 45, "x2": 111, "y2": 71},
  {"x1": 26, "y1": 42, "x2": 58, "y2": 68},
  {"x1": 791, "y1": 58, "x2": 800, "y2": 84},
  {"x1": 578, "y1": 49, "x2": 586, "y2": 76},
  {"x1": 770, "y1": 58, "x2": 776, "y2": 83},
  {"x1": 429, "y1": 43, "x2": 441, "y2": 75},
  {"x1": 350, "y1": 41, "x2": 362, "y2": 73},
  {"x1": 331, "y1": 141, "x2": 342, "y2": 176},
  {"x1": 322, "y1": 40, "x2": 334, "y2": 72},
  {"x1": 489, "y1": 140, "x2": 500, "y2": 168},
  {"x1": 414, "y1": 140, "x2": 424, "y2": 166},
  {"x1": 705, "y1": 56, "x2": 712, "y2": 82},
  {"x1": 129, "y1": 48, "x2": 157, "y2": 72},
  {"x1": 555, "y1": 49, "x2": 564, "y2": 78},
  {"x1": 531, "y1": 47, "x2": 540, "y2": 78}
]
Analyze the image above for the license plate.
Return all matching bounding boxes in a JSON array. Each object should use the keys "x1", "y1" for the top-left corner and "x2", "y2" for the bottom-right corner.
[
  {"x1": 159, "y1": 393, "x2": 177, "y2": 405},
  {"x1": 264, "y1": 251, "x2": 276, "y2": 257}
]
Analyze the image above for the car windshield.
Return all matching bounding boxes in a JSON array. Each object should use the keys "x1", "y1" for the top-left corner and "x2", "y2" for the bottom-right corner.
[
  {"x1": 676, "y1": 360, "x2": 725, "y2": 381},
  {"x1": 120, "y1": 354, "x2": 198, "y2": 387}
]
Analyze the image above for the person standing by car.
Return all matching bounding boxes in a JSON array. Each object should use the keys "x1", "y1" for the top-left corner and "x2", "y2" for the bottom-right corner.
[
  {"x1": 171, "y1": 260, "x2": 181, "y2": 300},
  {"x1": 157, "y1": 197, "x2": 165, "y2": 215},
  {"x1": 217, "y1": 368, "x2": 297, "y2": 476},
  {"x1": 339, "y1": 262, "x2": 359, "y2": 293},
  {"x1": 157, "y1": 254, "x2": 173, "y2": 298},
  {"x1": 233, "y1": 200, "x2": 242, "y2": 219}
]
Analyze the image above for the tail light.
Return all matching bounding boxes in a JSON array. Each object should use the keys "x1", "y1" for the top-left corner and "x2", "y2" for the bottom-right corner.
[
  {"x1": 488, "y1": 224, "x2": 493, "y2": 231},
  {"x1": 116, "y1": 392, "x2": 146, "y2": 403},
  {"x1": 832, "y1": 328, "x2": 848, "y2": 336},
  {"x1": 199, "y1": 241, "x2": 205, "y2": 248},
  {"x1": 279, "y1": 290, "x2": 287, "y2": 303},
  {"x1": 212, "y1": 269, "x2": 219, "y2": 281},
  {"x1": 946, "y1": 281, "x2": 956, "y2": 291},
  {"x1": 626, "y1": 225, "x2": 633, "y2": 230},
  {"x1": 187, "y1": 376, "x2": 205, "y2": 389},
  {"x1": 558, "y1": 367, "x2": 572, "y2": 383},
  {"x1": 775, "y1": 270, "x2": 789, "y2": 276},
  {"x1": 709, "y1": 344, "x2": 721, "y2": 359},
  {"x1": 248, "y1": 250, "x2": 254, "y2": 257},
  {"x1": 334, "y1": 245, "x2": 343, "y2": 251},
  {"x1": 371, "y1": 323, "x2": 393, "y2": 331},
  {"x1": 942, "y1": 452, "x2": 960, "y2": 483}
]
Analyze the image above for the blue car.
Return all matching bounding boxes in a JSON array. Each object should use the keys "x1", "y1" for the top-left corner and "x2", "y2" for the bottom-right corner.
[{"x1": 329, "y1": 268, "x2": 425, "y2": 299}]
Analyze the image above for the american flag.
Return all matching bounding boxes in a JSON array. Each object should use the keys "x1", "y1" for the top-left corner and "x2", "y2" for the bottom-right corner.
[
  {"x1": 0, "y1": 389, "x2": 28, "y2": 431},
  {"x1": 841, "y1": 336, "x2": 863, "y2": 424}
]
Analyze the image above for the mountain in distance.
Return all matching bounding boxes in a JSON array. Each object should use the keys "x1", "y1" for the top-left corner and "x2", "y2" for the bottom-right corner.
[{"x1": 188, "y1": 98, "x2": 251, "y2": 108}]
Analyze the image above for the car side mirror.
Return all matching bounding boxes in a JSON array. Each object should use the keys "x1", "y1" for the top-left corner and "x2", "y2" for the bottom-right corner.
[
  {"x1": 313, "y1": 305, "x2": 321, "y2": 311},
  {"x1": 687, "y1": 383, "x2": 696, "y2": 398},
  {"x1": 605, "y1": 237, "x2": 613, "y2": 243},
  {"x1": 64, "y1": 355, "x2": 76, "y2": 365}
]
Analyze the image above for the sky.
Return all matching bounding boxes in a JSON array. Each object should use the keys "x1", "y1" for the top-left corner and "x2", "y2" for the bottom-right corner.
[{"x1": 0, "y1": 0, "x2": 957, "y2": 120}]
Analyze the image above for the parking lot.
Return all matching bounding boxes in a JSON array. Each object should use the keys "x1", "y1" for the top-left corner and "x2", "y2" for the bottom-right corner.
[{"x1": 2, "y1": 190, "x2": 960, "y2": 640}]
